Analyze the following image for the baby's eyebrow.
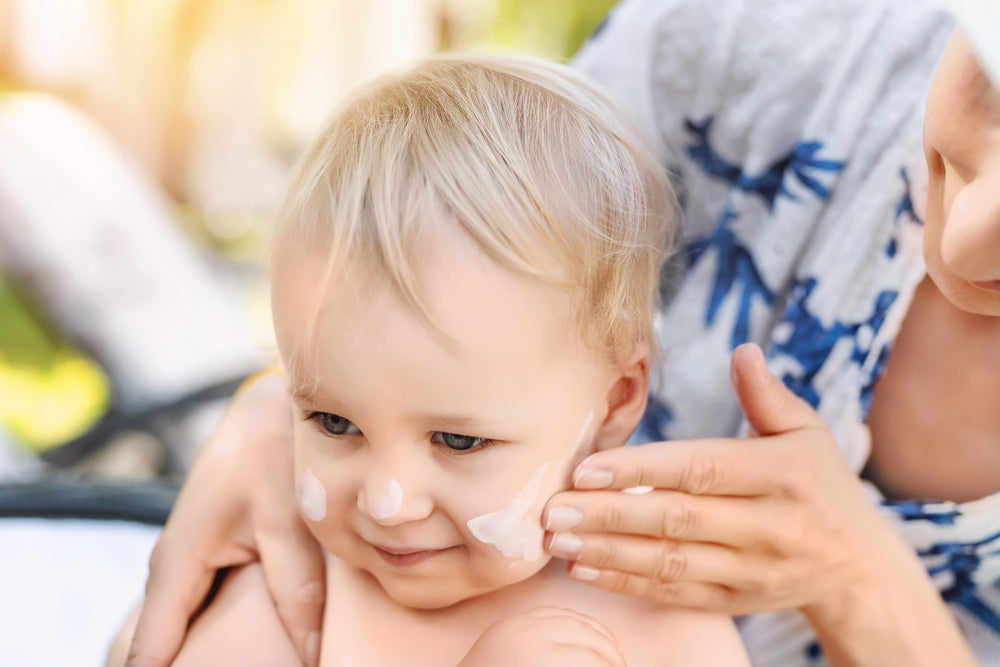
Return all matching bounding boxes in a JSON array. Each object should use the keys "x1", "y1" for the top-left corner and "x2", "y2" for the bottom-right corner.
[
  {"x1": 424, "y1": 414, "x2": 503, "y2": 433},
  {"x1": 285, "y1": 382, "x2": 505, "y2": 433},
  {"x1": 428, "y1": 415, "x2": 477, "y2": 429},
  {"x1": 286, "y1": 381, "x2": 321, "y2": 405}
]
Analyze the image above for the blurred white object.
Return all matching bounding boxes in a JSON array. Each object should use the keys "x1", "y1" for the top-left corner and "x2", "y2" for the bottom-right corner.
[
  {"x1": 0, "y1": 518, "x2": 160, "y2": 667},
  {"x1": 0, "y1": 93, "x2": 263, "y2": 410},
  {"x1": 2, "y1": 0, "x2": 440, "y2": 234}
]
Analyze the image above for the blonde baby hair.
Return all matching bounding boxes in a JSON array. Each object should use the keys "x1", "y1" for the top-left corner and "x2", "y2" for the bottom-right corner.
[{"x1": 273, "y1": 51, "x2": 676, "y2": 366}]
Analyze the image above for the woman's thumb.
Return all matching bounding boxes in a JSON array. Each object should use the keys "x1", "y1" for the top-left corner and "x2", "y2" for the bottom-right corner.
[{"x1": 730, "y1": 343, "x2": 825, "y2": 436}]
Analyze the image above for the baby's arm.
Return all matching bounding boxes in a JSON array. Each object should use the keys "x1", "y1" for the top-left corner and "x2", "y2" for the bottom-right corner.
[
  {"x1": 107, "y1": 564, "x2": 303, "y2": 667},
  {"x1": 458, "y1": 607, "x2": 626, "y2": 667},
  {"x1": 638, "y1": 610, "x2": 750, "y2": 666},
  {"x1": 456, "y1": 606, "x2": 748, "y2": 667},
  {"x1": 577, "y1": 594, "x2": 748, "y2": 667}
]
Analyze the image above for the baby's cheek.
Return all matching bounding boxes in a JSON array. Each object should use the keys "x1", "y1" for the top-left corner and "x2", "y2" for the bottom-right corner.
[
  {"x1": 298, "y1": 466, "x2": 328, "y2": 522},
  {"x1": 462, "y1": 463, "x2": 554, "y2": 563},
  {"x1": 294, "y1": 458, "x2": 353, "y2": 556}
]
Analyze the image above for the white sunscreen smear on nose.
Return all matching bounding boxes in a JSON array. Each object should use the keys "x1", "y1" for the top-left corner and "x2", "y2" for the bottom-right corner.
[
  {"x1": 369, "y1": 479, "x2": 404, "y2": 520},
  {"x1": 299, "y1": 467, "x2": 327, "y2": 522},
  {"x1": 467, "y1": 464, "x2": 549, "y2": 561}
]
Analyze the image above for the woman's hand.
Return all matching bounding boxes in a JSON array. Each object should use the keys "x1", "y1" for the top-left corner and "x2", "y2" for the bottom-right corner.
[
  {"x1": 125, "y1": 370, "x2": 326, "y2": 667},
  {"x1": 543, "y1": 343, "x2": 976, "y2": 666},
  {"x1": 458, "y1": 607, "x2": 626, "y2": 667}
]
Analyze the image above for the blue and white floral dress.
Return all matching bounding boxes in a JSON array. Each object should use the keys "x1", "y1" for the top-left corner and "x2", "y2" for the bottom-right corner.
[{"x1": 573, "y1": 0, "x2": 1000, "y2": 663}]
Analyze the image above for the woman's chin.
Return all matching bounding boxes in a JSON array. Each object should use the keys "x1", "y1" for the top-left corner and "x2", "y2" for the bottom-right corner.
[{"x1": 927, "y1": 264, "x2": 1000, "y2": 317}]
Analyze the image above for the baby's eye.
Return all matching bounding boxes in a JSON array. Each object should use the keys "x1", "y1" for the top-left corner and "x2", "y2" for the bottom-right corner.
[
  {"x1": 311, "y1": 412, "x2": 361, "y2": 436},
  {"x1": 432, "y1": 431, "x2": 491, "y2": 452}
]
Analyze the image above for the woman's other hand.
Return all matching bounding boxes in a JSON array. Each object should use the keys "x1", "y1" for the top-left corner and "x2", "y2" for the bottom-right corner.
[
  {"x1": 543, "y1": 343, "x2": 974, "y2": 666},
  {"x1": 124, "y1": 370, "x2": 326, "y2": 667},
  {"x1": 458, "y1": 607, "x2": 626, "y2": 667}
]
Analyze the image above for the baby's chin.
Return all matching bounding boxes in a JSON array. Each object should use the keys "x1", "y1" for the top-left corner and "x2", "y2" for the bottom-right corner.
[{"x1": 373, "y1": 555, "x2": 555, "y2": 610}]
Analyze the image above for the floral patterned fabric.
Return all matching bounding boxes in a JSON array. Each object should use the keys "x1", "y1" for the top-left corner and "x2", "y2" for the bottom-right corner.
[{"x1": 574, "y1": 0, "x2": 1000, "y2": 663}]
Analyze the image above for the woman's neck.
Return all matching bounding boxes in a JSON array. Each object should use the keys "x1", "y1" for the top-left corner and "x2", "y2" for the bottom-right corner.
[{"x1": 864, "y1": 277, "x2": 1000, "y2": 502}]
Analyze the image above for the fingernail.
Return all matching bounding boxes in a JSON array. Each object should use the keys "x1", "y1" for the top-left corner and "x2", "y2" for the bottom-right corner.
[
  {"x1": 574, "y1": 467, "x2": 614, "y2": 489},
  {"x1": 570, "y1": 563, "x2": 601, "y2": 581},
  {"x1": 549, "y1": 532, "x2": 584, "y2": 558},
  {"x1": 545, "y1": 506, "x2": 583, "y2": 531},
  {"x1": 305, "y1": 631, "x2": 321, "y2": 666}
]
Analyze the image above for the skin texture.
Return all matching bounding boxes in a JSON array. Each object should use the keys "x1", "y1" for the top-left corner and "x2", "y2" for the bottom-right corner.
[{"x1": 123, "y1": 28, "x2": 998, "y2": 667}]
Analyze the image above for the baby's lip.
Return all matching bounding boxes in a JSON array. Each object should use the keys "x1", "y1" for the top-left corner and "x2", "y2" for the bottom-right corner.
[
  {"x1": 367, "y1": 540, "x2": 455, "y2": 555},
  {"x1": 374, "y1": 544, "x2": 441, "y2": 555},
  {"x1": 370, "y1": 543, "x2": 458, "y2": 568}
]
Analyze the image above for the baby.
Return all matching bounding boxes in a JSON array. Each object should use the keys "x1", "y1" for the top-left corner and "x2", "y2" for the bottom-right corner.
[{"x1": 111, "y1": 53, "x2": 749, "y2": 666}]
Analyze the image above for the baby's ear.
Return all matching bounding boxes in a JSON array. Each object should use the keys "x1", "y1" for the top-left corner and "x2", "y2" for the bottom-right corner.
[{"x1": 591, "y1": 343, "x2": 650, "y2": 451}]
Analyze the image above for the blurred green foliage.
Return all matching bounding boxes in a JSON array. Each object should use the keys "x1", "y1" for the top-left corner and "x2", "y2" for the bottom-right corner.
[
  {"x1": 0, "y1": 276, "x2": 110, "y2": 452},
  {"x1": 447, "y1": 0, "x2": 617, "y2": 60}
]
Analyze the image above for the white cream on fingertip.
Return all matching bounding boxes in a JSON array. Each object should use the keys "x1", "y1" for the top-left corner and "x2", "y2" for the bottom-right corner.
[
  {"x1": 622, "y1": 485, "x2": 654, "y2": 495},
  {"x1": 299, "y1": 467, "x2": 327, "y2": 521}
]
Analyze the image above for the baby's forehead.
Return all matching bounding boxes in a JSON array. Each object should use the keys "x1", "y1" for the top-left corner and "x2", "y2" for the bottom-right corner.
[{"x1": 273, "y1": 237, "x2": 606, "y2": 374}]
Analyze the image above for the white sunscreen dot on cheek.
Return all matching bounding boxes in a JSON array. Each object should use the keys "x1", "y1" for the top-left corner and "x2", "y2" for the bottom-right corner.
[
  {"x1": 369, "y1": 479, "x2": 403, "y2": 520},
  {"x1": 467, "y1": 464, "x2": 549, "y2": 561},
  {"x1": 299, "y1": 467, "x2": 327, "y2": 522}
]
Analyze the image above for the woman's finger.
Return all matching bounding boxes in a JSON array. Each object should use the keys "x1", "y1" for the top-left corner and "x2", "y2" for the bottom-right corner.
[
  {"x1": 730, "y1": 342, "x2": 827, "y2": 436},
  {"x1": 256, "y1": 518, "x2": 326, "y2": 667},
  {"x1": 571, "y1": 435, "x2": 808, "y2": 497},
  {"x1": 548, "y1": 531, "x2": 767, "y2": 592},
  {"x1": 565, "y1": 562, "x2": 741, "y2": 613},
  {"x1": 545, "y1": 489, "x2": 786, "y2": 548},
  {"x1": 124, "y1": 544, "x2": 220, "y2": 667},
  {"x1": 570, "y1": 343, "x2": 839, "y2": 497}
]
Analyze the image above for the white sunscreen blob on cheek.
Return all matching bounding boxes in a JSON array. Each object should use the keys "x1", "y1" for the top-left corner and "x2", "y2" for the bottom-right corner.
[
  {"x1": 299, "y1": 467, "x2": 327, "y2": 522},
  {"x1": 467, "y1": 463, "x2": 549, "y2": 561},
  {"x1": 369, "y1": 478, "x2": 404, "y2": 520},
  {"x1": 466, "y1": 411, "x2": 597, "y2": 561}
]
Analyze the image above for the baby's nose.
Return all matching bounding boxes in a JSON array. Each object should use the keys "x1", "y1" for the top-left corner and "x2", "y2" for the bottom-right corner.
[{"x1": 357, "y1": 472, "x2": 433, "y2": 525}]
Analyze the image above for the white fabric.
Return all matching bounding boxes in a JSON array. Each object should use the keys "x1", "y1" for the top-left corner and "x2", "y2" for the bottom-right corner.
[
  {"x1": 0, "y1": 519, "x2": 160, "y2": 667},
  {"x1": 575, "y1": 1, "x2": 1000, "y2": 664}
]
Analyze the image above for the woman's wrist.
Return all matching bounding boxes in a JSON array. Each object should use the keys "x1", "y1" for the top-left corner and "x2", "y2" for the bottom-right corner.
[{"x1": 802, "y1": 528, "x2": 977, "y2": 667}]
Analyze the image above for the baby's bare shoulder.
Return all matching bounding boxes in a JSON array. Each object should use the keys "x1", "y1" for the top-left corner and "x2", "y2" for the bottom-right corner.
[
  {"x1": 170, "y1": 564, "x2": 302, "y2": 667},
  {"x1": 565, "y1": 584, "x2": 750, "y2": 666}
]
